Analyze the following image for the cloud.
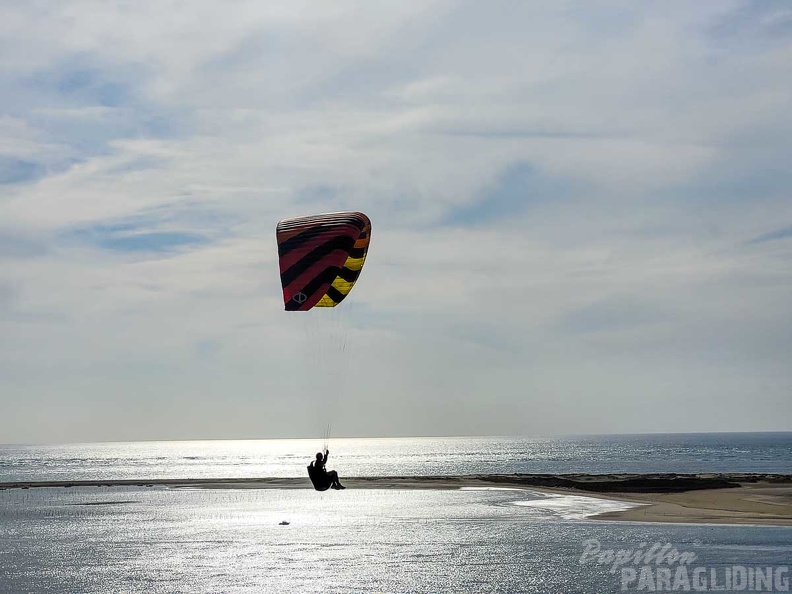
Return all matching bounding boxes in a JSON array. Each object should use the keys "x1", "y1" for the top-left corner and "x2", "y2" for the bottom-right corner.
[
  {"x1": 0, "y1": 229, "x2": 49, "y2": 259},
  {"x1": 748, "y1": 225, "x2": 792, "y2": 245},
  {"x1": 0, "y1": 1, "x2": 790, "y2": 442}
]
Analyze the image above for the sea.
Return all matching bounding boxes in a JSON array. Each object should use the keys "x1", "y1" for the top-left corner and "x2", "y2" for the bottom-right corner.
[{"x1": 0, "y1": 433, "x2": 790, "y2": 594}]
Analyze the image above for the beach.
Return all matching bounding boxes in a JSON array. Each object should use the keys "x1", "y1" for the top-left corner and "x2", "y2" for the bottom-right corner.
[
  {"x1": 3, "y1": 472, "x2": 790, "y2": 527},
  {"x1": 588, "y1": 481, "x2": 792, "y2": 526}
]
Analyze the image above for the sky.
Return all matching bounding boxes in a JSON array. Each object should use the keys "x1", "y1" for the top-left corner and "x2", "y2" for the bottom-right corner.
[{"x1": 1, "y1": 1, "x2": 790, "y2": 444}]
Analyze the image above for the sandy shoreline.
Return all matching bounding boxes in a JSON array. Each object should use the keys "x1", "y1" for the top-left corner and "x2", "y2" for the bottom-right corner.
[
  {"x1": 2, "y1": 473, "x2": 790, "y2": 527},
  {"x1": 587, "y1": 482, "x2": 792, "y2": 526}
]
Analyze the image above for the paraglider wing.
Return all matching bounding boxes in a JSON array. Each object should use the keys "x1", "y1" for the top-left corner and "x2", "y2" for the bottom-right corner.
[{"x1": 276, "y1": 211, "x2": 371, "y2": 311}]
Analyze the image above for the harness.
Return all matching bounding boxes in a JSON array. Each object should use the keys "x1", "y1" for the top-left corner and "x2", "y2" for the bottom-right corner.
[{"x1": 307, "y1": 463, "x2": 331, "y2": 491}]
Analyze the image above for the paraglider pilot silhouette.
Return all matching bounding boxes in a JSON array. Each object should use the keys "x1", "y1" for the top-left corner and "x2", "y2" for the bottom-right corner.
[{"x1": 307, "y1": 449, "x2": 346, "y2": 491}]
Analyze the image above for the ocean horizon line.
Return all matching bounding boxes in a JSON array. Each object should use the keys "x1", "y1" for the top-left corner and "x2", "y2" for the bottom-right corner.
[{"x1": 3, "y1": 429, "x2": 791, "y2": 448}]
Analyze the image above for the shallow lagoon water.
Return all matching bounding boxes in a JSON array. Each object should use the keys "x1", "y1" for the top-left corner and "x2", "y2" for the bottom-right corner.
[{"x1": 1, "y1": 485, "x2": 790, "y2": 593}]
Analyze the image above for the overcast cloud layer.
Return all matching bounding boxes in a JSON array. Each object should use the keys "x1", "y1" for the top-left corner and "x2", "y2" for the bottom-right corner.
[{"x1": 1, "y1": 1, "x2": 790, "y2": 444}]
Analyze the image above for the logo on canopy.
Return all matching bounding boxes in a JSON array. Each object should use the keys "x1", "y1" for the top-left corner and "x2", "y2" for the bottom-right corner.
[{"x1": 293, "y1": 292, "x2": 308, "y2": 304}]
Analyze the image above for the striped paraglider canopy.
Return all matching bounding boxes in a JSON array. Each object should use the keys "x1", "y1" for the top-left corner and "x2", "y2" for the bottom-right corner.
[{"x1": 276, "y1": 211, "x2": 371, "y2": 311}]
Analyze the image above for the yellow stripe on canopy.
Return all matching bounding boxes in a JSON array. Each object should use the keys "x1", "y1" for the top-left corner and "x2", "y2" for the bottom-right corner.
[
  {"x1": 315, "y1": 295, "x2": 336, "y2": 307},
  {"x1": 344, "y1": 256, "x2": 366, "y2": 271}
]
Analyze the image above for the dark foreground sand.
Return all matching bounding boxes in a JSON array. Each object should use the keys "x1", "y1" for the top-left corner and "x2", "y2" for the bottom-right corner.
[{"x1": 2, "y1": 474, "x2": 790, "y2": 527}]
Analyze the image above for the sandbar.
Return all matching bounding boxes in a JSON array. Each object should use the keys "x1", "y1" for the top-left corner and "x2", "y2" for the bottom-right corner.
[{"x1": 1, "y1": 473, "x2": 790, "y2": 527}]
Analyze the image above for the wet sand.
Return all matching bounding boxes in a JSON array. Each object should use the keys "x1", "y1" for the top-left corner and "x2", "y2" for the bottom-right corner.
[{"x1": 2, "y1": 473, "x2": 790, "y2": 526}]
